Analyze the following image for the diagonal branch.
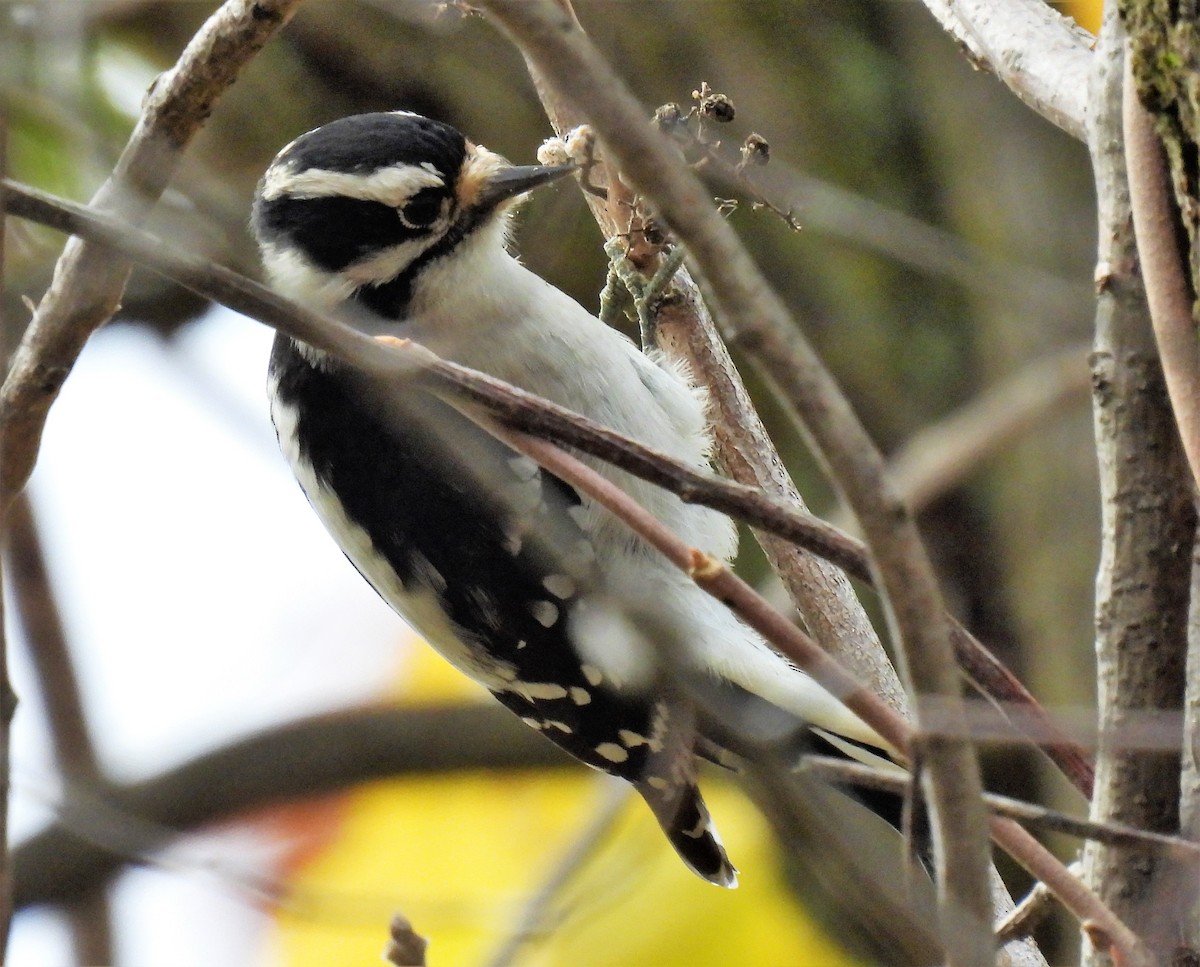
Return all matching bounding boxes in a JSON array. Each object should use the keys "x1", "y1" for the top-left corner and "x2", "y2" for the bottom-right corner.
[
  {"x1": 13, "y1": 704, "x2": 573, "y2": 910},
  {"x1": 0, "y1": 175, "x2": 1094, "y2": 800},
  {"x1": 477, "y1": 2, "x2": 993, "y2": 957},
  {"x1": 914, "y1": 0, "x2": 1094, "y2": 140},
  {"x1": 529, "y1": 3, "x2": 908, "y2": 717},
  {"x1": 3, "y1": 175, "x2": 1143, "y2": 964},
  {"x1": 475, "y1": 410, "x2": 1146, "y2": 967},
  {"x1": 0, "y1": 0, "x2": 301, "y2": 512}
]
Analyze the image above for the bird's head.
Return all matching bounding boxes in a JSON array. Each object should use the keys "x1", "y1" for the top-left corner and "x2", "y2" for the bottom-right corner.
[{"x1": 252, "y1": 111, "x2": 574, "y2": 319}]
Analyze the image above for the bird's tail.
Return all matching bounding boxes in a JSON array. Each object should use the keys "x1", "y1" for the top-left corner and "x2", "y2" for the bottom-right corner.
[{"x1": 638, "y1": 777, "x2": 738, "y2": 888}]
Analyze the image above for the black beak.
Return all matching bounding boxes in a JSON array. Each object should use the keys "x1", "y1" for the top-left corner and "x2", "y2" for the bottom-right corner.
[{"x1": 476, "y1": 163, "x2": 576, "y2": 211}]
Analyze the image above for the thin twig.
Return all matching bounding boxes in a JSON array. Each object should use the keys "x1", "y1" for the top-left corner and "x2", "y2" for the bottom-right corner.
[
  {"x1": 0, "y1": 100, "x2": 12, "y2": 964},
  {"x1": 4, "y1": 494, "x2": 98, "y2": 779},
  {"x1": 0, "y1": 0, "x2": 300, "y2": 512},
  {"x1": 914, "y1": 0, "x2": 1093, "y2": 141},
  {"x1": 802, "y1": 756, "x2": 1199, "y2": 859},
  {"x1": 0, "y1": 176, "x2": 1094, "y2": 800},
  {"x1": 995, "y1": 875, "x2": 1065, "y2": 946},
  {"x1": 481, "y1": 781, "x2": 629, "y2": 967},
  {"x1": 478, "y1": 4, "x2": 993, "y2": 956},
  {"x1": 528, "y1": 4, "x2": 909, "y2": 717},
  {"x1": 477, "y1": 412, "x2": 1148, "y2": 965},
  {"x1": 14, "y1": 704, "x2": 572, "y2": 909},
  {"x1": 994, "y1": 817, "x2": 1151, "y2": 967},
  {"x1": 3, "y1": 492, "x2": 113, "y2": 962}
]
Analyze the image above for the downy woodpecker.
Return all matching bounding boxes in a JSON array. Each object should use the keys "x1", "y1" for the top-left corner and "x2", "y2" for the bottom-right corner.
[{"x1": 253, "y1": 112, "x2": 883, "y2": 887}]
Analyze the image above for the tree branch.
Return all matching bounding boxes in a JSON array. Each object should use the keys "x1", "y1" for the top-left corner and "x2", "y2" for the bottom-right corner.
[
  {"x1": 1, "y1": 191, "x2": 1138, "y2": 965},
  {"x1": 3, "y1": 491, "x2": 113, "y2": 963},
  {"x1": 0, "y1": 0, "x2": 300, "y2": 511},
  {"x1": 914, "y1": 0, "x2": 1093, "y2": 140},
  {"x1": 0, "y1": 176, "x2": 1095, "y2": 801},
  {"x1": 477, "y1": 3, "x2": 993, "y2": 957},
  {"x1": 886, "y1": 345, "x2": 1092, "y2": 516},
  {"x1": 1079, "y1": 13, "x2": 1198, "y2": 966},
  {"x1": 14, "y1": 704, "x2": 573, "y2": 910},
  {"x1": 478, "y1": 415, "x2": 1144, "y2": 966},
  {"x1": 1123, "y1": 54, "x2": 1200, "y2": 495},
  {"x1": 803, "y1": 756, "x2": 1197, "y2": 859},
  {"x1": 530, "y1": 5, "x2": 909, "y2": 718}
]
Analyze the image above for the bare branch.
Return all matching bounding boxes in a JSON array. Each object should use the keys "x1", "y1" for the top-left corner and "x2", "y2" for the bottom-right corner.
[
  {"x1": 992, "y1": 818, "x2": 1151, "y2": 967},
  {"x1": 0, "y1": 177, "x2": 1095, "y2": 800},
  {"x1": 915, "y1": 0, "x2": 1094, "y2": 140},
  {"x1": 14, "y1": 704, "x2": 572, "y2": 910},
  {"x1": 3, "y1": 491, "x2": 113, "y2": 963},
  {"x1": 0, "y1": 0, "x2": 300, "y2": 511},
  {"x1": 477, "y1": 3, "x2": 993, "y2": 955},
  {"x1": 4, "y1": 493, "x2": 98, "y2": 779},
  {"x1": 481, "y1": 782, "x2": 629, "y2": 967},
  {"x1": 887, "y1": 345, "x2": 1092, "y2": 516},
  {"x1": 803, "y1": 756, "x2": 1197, "y2": 859},
  {"x1": 996, "y1": 875, "x2": 1066, "y2": 947},
  {"x1": 1082, "y1": 11, "x2": 1197, "y2": 963},
  {"x1": 531, "y1": 12, "x2": 908, "y2": 715}
]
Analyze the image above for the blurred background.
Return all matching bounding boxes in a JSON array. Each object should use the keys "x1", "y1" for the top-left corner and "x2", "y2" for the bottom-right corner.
[{"x1": 2, "y1": 1, "x2": 1102, "y2": 964}]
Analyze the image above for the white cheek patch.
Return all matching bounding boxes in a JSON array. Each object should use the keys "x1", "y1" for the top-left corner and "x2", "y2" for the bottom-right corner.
[
  {"x1": 261, "y1": 245, "x2": 356, "y2": 312},
  {"x1": 261, "y1": 161, "x2": 445, "y2": 205}
]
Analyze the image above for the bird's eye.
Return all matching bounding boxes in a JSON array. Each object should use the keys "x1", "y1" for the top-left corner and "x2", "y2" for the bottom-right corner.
[{"x1": 398, "y1": 189, "x2": 445, "y2": 230}]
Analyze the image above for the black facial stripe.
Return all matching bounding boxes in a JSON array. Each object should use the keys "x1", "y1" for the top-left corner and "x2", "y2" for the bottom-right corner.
[
  {"x1": 280, "y1": 113, "x2": 466, "y2": 180},
  {"x1": 352, "y1": 201, "x2": 490, "y2": 319},
  {"x1": 257, "y1": 194, "x2": 432, "y2": 272}
]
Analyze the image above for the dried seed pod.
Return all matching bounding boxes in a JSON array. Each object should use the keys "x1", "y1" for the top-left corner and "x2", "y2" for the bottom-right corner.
[
  {"x1": 691, "y1": 82, "x2": 736, "y2": 123},
  {"x1": 652, "y1": 102, "x2": 688, "y2": 133},
  {"x1": 740, "y1": 133, "x2": 770, "y2": 167}
]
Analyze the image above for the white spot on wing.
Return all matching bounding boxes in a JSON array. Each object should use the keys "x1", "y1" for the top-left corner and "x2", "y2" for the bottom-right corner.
[
  {"x1": 569, "y1": 687, "x2": 591, "y2": 706},
  {"x1": 595, "y1": 742, "x2": 629, "y2": 763},
  {"x1": 507, "y1": 455, "x2": 540, "y2": 481},
  {"x1": 512, "y1": 681, "x2": 568, "y2": 701},
  {"x1": 501, "y1": 525, "x2": 523, "y2": 556},
  {"x1": 581, "y1": 664, "x2": 603, "y2": 687},
  {"x1": 542, "y1": 574, "x2": 575, "y2": 599},
  {"x1": 529, "y1": 600, "x2": 559, "y2": 628},
  {"x1": 618, "y1": 729, "x2": 647, "y2": 747}
]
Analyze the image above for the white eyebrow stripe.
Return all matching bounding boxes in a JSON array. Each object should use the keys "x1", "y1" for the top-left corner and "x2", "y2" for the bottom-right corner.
[{"x1": 261, "y1": 162, "x2": 445, "y2": 204}]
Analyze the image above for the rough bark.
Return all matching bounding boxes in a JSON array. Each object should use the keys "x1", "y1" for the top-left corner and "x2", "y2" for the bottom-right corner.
[{"x1": 1084, "y1": 9, "x2": 1197, "y2": 964}]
